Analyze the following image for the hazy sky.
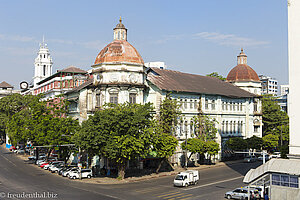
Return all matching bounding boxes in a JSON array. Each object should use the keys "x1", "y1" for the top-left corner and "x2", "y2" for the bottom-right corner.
[{"x1": 0, "y1": 0, "x2": 288, "y2": 89}]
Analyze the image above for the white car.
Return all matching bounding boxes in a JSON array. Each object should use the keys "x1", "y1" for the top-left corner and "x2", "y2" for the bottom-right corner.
[
  {"x1": 44, "y1": 161, "x2": 64, "y2": 170},
  {"x1": 48, "y1": 162, "x2": 64, "y2": 172},
  {"x1": 62, "y1": 168, "x2": 78, "y2": 177},
  {"x1": 68, "y1": 169, "x2": 93, "y2": 179}
]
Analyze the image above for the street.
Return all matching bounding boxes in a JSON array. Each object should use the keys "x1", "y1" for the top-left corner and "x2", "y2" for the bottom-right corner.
[{"x1": 0, "y1": 146, "x2": 261, "y2": 200}]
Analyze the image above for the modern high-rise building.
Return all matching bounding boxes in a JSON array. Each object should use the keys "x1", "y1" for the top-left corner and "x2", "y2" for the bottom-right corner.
[{"x1": 259, "y1": 75, "x2": 278, "y2": 95}]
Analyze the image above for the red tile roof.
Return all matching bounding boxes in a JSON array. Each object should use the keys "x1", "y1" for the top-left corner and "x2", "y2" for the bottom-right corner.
[
  {"x1": 93, "y1": 40, "x2": 144, "y2": 65},
  {"x1": 57, "y1": 66, "x2": 87, "y2": 73},
  {"x1": 226, "y1": 64, "x2": 260, "y2": 82},
  {"x1": 147, "y1": 67, "x2": 256, "y2": 98},
  {"x1": 0, "y1": 81, "x2": 13, "y2": 88}
]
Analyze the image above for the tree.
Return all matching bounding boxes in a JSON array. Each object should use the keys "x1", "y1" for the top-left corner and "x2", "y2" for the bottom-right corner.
[
  {"x1": 75, "y1": 103, "x2": 155, "y2": 179},
  {"x1": 245, "y1": 136, "x2": 263, "y2": 150},
  {"x1": 206, "y1": 72, "x2": 226, "y2": 81},
  {"x1": 181, "y1": 138, "x2": 206, "y2": 160},
  {"x1": 205, "y1": 140, "x2": 220, "y2": 161},
  {"x1": 226, "y1": 137, "x2": 247, "y2": 151},
  {"x1": 262, "y1": 94, "x2": 289, "y2": 137},
  {"x1": 158, "y1": 94, "x2": 182, "y2": 135},
  {"x1": 151, "y1": 120, "x2": 178, "y2": 173},
  {"x1": 6, "y1": 94, "x2": 79, "y2": 161},
  {"x1": 191, "y1": 114, "x2": 218, "y2": 141},
  {"x1": 263, "y1": 134, "x2": 279, "y2": 152},
  {"x1": 262, "y1": 94, "x2": 289, "y2": 154}
]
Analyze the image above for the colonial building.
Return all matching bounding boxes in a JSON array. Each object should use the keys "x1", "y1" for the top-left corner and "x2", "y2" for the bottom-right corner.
[
  {"x1": 65, "y1": 19, "x2": 263, "y2": 165},
  {"x1": 22, "y1": 38, "x2": 90, "y2": 100},
  {"x1": 226, "y1": 49, "x2": 262, "y2": 96},
  {"x1": 0, "y1": 81, "x2": 19, "y2": 98}
]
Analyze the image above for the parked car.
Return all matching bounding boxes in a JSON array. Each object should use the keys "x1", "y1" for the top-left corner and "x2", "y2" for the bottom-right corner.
[
  {"x1": 16, "y1": 149, "x2": 25, "y2": 154},
  {"x1": 257, "y1": 155, "x2": 270, "y2": 161},
  {"x1": 173, "y1": 170, "x2": 199, "y2": 187},
  {"x1": 47, "y1": 161, "x2": 64, "y2": 171},
  {"x1": 29, "y1": 155, "x2": 46, "y2": 161},
  {"x1": 50, "y1": 164, "x2": 65, "y2": 173},
  {"x1": 270, "y1": 153, "x2": 281, "y2": 159},
  {"x1": 225, "y1": 187, "x2": 249, "y2": 199},
  {"x1": 44, "y1": 161, "x2": 64, "y2": 170},
  {"x1": 68, "y1": 169, "x2": 93, "y2": 179},
  {"x1": 9, "y1": 146, "x2": 16, "y2": 151},
  {"x1": 243, "y1": 156, "x2": 256, "y2": 163},
  {"x1": 58, "y1": 165, "x2": 77, "y2": 175},
  {"x1": 62, "y1": 168, "x2": 78, "y2": 177}
]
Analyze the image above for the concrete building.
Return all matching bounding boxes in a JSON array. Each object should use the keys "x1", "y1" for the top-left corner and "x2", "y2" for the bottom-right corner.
[
  {"x1": 259, "y1": 75, "x2": 278, "y2": 95},
  {"x1": 65, "y1": 19, "x2": 262, "y2": 165},
  {"x1": 280, "y1": 85, "x2": 289, "y2": 96},
  {"x1": 243, "y1": 1, "x2": 300, "y2": 199}
]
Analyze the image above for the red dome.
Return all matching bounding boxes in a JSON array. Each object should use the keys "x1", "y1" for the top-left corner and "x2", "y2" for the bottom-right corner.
[
  {"x1": 94, "y1": 40, "x2": 144, "y2": 65},
  {"x1": 226, "y1": 64, "x2": 259, "y2": 82}
]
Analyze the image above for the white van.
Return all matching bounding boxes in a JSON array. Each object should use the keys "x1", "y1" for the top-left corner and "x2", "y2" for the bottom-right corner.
[{"x1": 173, "y1": 170, "x2": 199, "y2": 187}]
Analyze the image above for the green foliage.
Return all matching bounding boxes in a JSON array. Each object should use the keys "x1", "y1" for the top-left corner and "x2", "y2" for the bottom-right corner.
[
  {"x1": 181, "y1": 138, "x2": 206, "y2": 155},
  {"x1": 74, "y1": 103, "x2": 156, "y2": 179},
  {"x1": 151, "y1": 120, "x2": 178, "y2": 159},
  {"x1": 205, "y1": 140, "x2": 220, "y2": 157},
  {"x1": 158, "y1": 94, "x2": 182, "y2": 135},
  {"x1": 263, "y1": 134, "x2": 279, "y2": 152},
  {"x1": 262, "y1": 94, "x2": 289, "y2": 138},
  {"x1": 5, "y1": 94, "x2": 79, "y2": 147},
  {"x1": 226, "y1": 137, "x2": 247, "y2": 151},
  {"x1": 206, "y1": 72, "x2": 226, "y2": 81},
  {"x1": 245, "y1": 136, "x2": 263, "y2": 150},
  {"x1": 191, "y1": 114, "x2": 218, "y2": 141}
]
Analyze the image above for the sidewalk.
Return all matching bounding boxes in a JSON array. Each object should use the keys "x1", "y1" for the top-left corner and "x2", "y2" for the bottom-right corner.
[{"x1": 0, "y1": 144, "x2": 242, "y2": 185}]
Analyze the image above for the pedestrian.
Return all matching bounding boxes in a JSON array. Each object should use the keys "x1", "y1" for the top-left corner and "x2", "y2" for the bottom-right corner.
[{"x1": 264, "y1": 192, "x2": 269, "y2": 200}]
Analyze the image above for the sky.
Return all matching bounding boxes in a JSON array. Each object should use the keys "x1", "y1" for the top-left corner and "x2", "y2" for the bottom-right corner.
[{"x1": 0, "y1": 0, "x2": 288, "y2": 89}]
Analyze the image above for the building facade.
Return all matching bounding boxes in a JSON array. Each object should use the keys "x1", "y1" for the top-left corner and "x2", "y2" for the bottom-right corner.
[
  {"x1": 65, "y1": 19, "x2": 262, "y2": 165},
  {"x1": 259, "y1": 75, "x2": 278, "y2": 95},
  {"x1": 0, "y1": 81, "x2": 19, "y2": 98}
]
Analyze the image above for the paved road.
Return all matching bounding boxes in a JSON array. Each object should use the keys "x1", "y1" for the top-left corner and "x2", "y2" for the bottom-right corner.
[{"x1": 0, "y1": 146, "x2": 261, "y2": 200}]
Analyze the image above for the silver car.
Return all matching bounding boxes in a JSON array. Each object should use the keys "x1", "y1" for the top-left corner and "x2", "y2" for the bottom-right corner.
[{"x1": 225, "y1": 188, "x2": 249, "y2": 199}]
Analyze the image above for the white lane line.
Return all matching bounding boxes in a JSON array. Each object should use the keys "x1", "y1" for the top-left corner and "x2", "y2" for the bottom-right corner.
[
  {"x1": 70, "y1": 185, "x2": 123, "y2": 199},
  {"x1": 183, "y1": 175, "x2": 244, "y2": 191},
  {"x1": 0, "y1": 154, "x2": 17, "y2": 167}
]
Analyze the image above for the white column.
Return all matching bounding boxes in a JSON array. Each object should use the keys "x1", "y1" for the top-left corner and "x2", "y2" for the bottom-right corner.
[{"x1": 288, "y1": 0, "x2": 300, "y2": 155}]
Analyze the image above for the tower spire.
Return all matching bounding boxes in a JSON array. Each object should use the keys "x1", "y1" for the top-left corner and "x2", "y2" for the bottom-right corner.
[
  {"x1": 237, "y1": 48, "x2": 247, "y2": 65},
  {"x1": 113, "y1": 17, "x2": 127, "y2": 41}
]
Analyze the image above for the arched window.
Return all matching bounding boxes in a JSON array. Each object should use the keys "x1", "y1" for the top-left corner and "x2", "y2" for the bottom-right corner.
[
  {"x1": 205, "y1": 99, "x2": 209, "y2": 110},
  {"x1": 211, "y1": 100, "x2": 216, "y2": 110}
]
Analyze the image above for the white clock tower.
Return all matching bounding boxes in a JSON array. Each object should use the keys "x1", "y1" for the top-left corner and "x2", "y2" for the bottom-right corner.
[{"x1": 33, "y1": 37, "x2": 53, "y2": 86}]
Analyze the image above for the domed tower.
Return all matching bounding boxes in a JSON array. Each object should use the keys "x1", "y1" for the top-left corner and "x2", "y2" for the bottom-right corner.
[
  {"x1": 91, "y1": 18, "x2": 145, "y2": 105},
  {"x1": 226, "y1": 49, "x2": 261, "y2": 95}
]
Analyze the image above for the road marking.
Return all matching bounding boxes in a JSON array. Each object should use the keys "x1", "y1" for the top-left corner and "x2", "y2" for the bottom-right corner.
[
  {"x1": 164, "y1": 193, "x2": 193, "y2": 199},
  {"x1": 183, "y1": 175, "x2": 244, "y2": 191},
  {"x1": 135, "y1": 187, "x2": 163, "y2": 193},
  {"x1": 0, "y1": 154, "x2": 17, "y2": 167},
  {"x1": 157, "y1": 191, "x2": 180, "y2": 197},
  {"x1": 70, "y1": 185, "x2": 122, "y2": 199}
]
